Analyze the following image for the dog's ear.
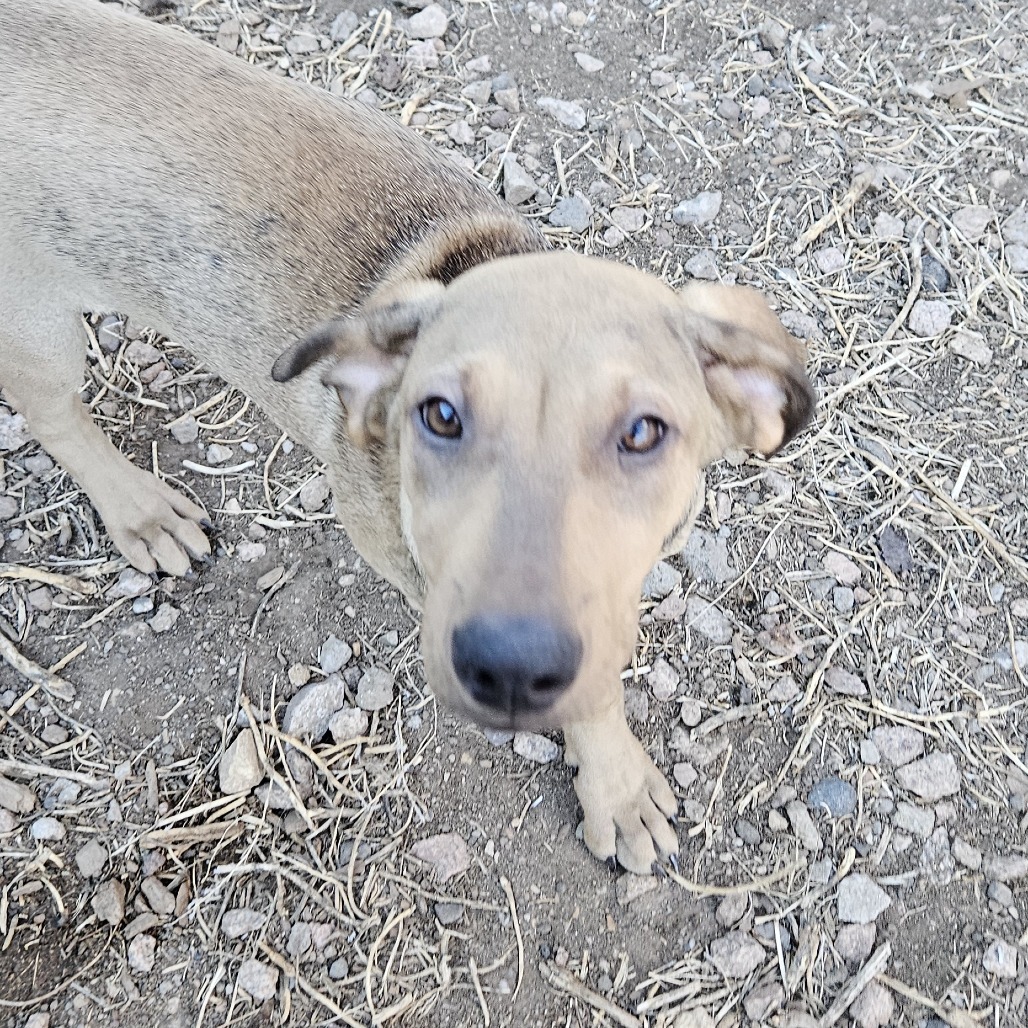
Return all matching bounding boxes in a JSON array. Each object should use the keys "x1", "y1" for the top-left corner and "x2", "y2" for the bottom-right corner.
[
  {"x1": 675, "y1": 283, "x2": 815, "y2": 456},
  {"x1": 272, "y1": 280, "x2": 446, "y2": 447}
]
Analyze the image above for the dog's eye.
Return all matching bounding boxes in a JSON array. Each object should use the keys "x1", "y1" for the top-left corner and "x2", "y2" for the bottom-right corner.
[
  {"x1": 619, "y1": 416, "x2": 666, "y2": 455},
  {"x1": 420, "y1": 397, "x2": 462, "y2": 439}
]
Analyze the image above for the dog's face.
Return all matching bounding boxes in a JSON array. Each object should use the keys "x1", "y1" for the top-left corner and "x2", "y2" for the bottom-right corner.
[{"x1": 274, "y1": 253, "x2": 814, "y2": 729}]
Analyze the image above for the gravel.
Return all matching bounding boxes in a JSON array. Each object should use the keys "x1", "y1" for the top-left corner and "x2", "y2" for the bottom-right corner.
[
  {"x1": 237, "y1": 959, "x2": 279, "y2": 1001},
  {"x1": 871, "y1": 726, "x2": 924, "y2": 766},
  {"x1": 319, "y1": 634, "x2": 353, "y2": 675},
  {"x1": 221, "y1": 908, "x2": 268, "y2": 939},
  {"x1": 851, "y1": 982, "x2": 895, "y2": 1028},
  {"x1": 548, "y1": 191, "x2": 593, "y2": 232},
  {"x1": 786, "y1": 800, "x2": 823, "y2": 851},
  {"x1": 411, "y1": 832, "x2": 471, "y2": 882},
  {"x1": 982, "y1": 939, "x2": 1019, "y2": 979},
  {"x1": 672, "y1": 190, "x2": 722, "y2": 226},
  {"x1": 807, "y1": 776, "x2": 857, "y2": 817},
  {"x1": 128, "y1": 934, "x2": 156, "y2": 973},
  {"x1": 708, "y1": 932, "x2": 765, "y2": 978},
  {"x1": 75, "y1": 840, "x2": 108, "y2": 878},
  {"x1": 282, "y1": 677, "x2": 347, "y2": 740},
  {"x1": 408, "y1": 4, "x2": 449, "y2": 39},
  {"x1": 513, "y1": 731, "x2": 560, "y2": 763},
  {"x1": 536, "y1": 96, "x2": 587, "y2": 130},
  {"x1": 91, "y1": 879, "x2": 126, "y2": 926},
  {"x1": 642, "y1": 559, "x2": 681, "y2": 599},
  {"x1": 219, "y1": 728, "x2": 263, "y2": 795},
  {"x1": 837, "y1": 873, "x2": 891, "y2": 924},
  {"x1": 895, "y1": 752, "x2": 961, "y2": 801},
  {"x1": 30, "y1": 816, "x2": 65, "y2": 842}
]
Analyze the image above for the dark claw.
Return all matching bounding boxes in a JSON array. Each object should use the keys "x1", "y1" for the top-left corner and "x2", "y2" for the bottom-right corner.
[
  {"x1": 570, "y1": 765, "x2": 580, "y2": 779},
  {"x1": 668, "y1": 814, "x2": 680, "y2": 827},
  {"x1": 200, "y1": 554, "x2": 215, "y2": 566},
  {"x1": 651, "y1": 861, "x2": 667, "y2": 879},
  {"x1": 200, "y1": 518, "x2": 214, "y2": 531},
  {"x1": 669, "y1": 852, "x2": 679, "y2": 873},
  {"x1": 606, "y1": 856, "x2": 618, "y2": 873},
  {"x1": 184, "y1": 569, "x2": 197, "y2": 581}
]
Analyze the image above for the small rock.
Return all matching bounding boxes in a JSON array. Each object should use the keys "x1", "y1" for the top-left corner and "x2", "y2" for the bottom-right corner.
[
  {"x1": 537, "y1": 96, "x2": 587, "y2": 130},
  {"x1": 851, "y1": 982, "x2": 895, "y2": 1028},
  {"x1": 871, "y1": 726, "x2": 924, "y2": 766},
  {"x1": 219, "y1": 729, "x2": 263, "y2": 795},
  {"x1": 680, "y1": 529, "x2": 736, "y2": 584},
  {"x1": 408, "y1": 4, "x2": 448, "y2": 39},
  {"x1": 287, "y1": 922, "x2": 314, "y2": 960},
  {"x1": 643, "y1": 560, "x2": 681, "y2": 599},
  {"x1": 222, "y1": 908, "x2": 267, "y2": 939},
  {"x1": 672, "y1": 191, "x2": 722, "y2": 226},
  {"x1": 808, "y1": 777, "x2": 857, "y2": 818},
  {"x1": 0, "y1": 810, "x2": 15, "y2": 833},
  {"x1": 125, "y1": 339, "x2": 162, "y2": 365},
  {"x1": 0, "y1": 775, "x2": 37, "y2": 814},
  {"x1": 873, "y1": 212, "x2": 905, "y2": 239},
  {"x1": 285, "y1": 32, "x2": 320, "y2": 56},
  {"x1": 128, "y1": 934, "x2": 156, "y2": 973},
  {"x1": 0, "y1": 411, "x2": 31, "y2": 451},
  {"x1": 836, "y1": 923, "x2": 876, "y2": 963},
  {"x1": 982, "y1": 854, "x2": 1028, "y2": 882},
  {"x1": 434, "y1": 902, "x2": 464, "y2": 925},
  {"x1": 330, "y1": 11, "x2": 359, "y2": 41},
  {"x1": 825, "y1": 666, "x2": 867, "y2": 697},
  {"x1": 823, "y1": 551, "x2": 860, "y2": 585},
  {"x1": 673, "y1": 1011, "x2": 715, "y2": 1028},
  {"x1": 548, "y1": 191, "x2": 593, "y2": 233},
  {"x1": 329, "y1": 706, "x2": 369, "y2": 742},
  {"x1": 235, "y1": 540, "x2": 267, "y2": 562},
  {"x1": 299, "y1": 474, "x2": 330, "y2": 512},
  {"x1": 949, "y1": 331, "x2": 992, "y2": 364},
  {"x1": 1001, "y1": 207, "x2": 1028, "y2": 246},
  {"x1": 616, "y1": 873, "x2": 659, "y2": 906},
  {"x1": 502, "y1": 156, "x2": 538, "y2": 205},
  {"x1": 92, "y1": 879, "x2": 127, "y2": 926},
  {"x1": 328, "y1": 956, "x2": 350, "y2": 979},
  {"x1": 786, "y1": 801, "x2": 822, "y2": 851},
  {"x1": 716, "y1": 892, "x2": 747, "y2": 927},
  {"x1": 108, "y1": 568, "x2": 154, "y2": 599},
  {"x1": 893, "y1": 801, "x2": 935, "y2": 839},
  {"x1": 24, "y1": 1015, "x2": 49, "y2": 1028},
  {"x1": 31, "y1": 816, "x2": 65, "y2": 842},
  {"x1": 575, "y1": 52, "x2": 605, "y2": 74},
  {"x1": 653, "y1": 591, "x2": 687, "y2": 621},
  {"x1": 610, "y1": 207, "x2": 645, "y2": 233},
  {"x1": 708, "y1": 932, "x2": 765, "y2": 978},
  {"x1": 744, "y1": 982, "x2": 784, "y2": 1022},
  {"x1": 648, "y1": 658, "x2": 679, "y2": 700},
  {"x1": 920, "y1": 253, "x2": 951, "y2": 292},
  {"x1": 237, "y1": 959, "x2": 278, "y2": 1002},
  {"x1": 141, "y1": 876, "x2": 176, "y2": 916},
  {"x1": 411, "y1": 832, "x2": 472, "y2": 882},
  {"x1": 148, "y1": 603, "x2": 179, "y2": 634},
  {"x1": 684, "y1": 250, "x2": 720, "y2": 280},
  {"x1": 879, "y1": 525, "x2": 914, "y2": 573},
  {"x1": 685, "y1": 596, "x2": 733, "y2": 643},
  {"x1": 320, "y1": 634, "x2": 353, "y2": 675},
  {"x1": 283, "y1": 677, "x2": 346, "y2": 740},
  {"x1": 896, "y1": 752, "x2": 960, "y2": 801},
  {"x1": 907, "y1": 299, "x2": 952, "y2": 337},
  {"x1": 206, "y1": 443, "x2": 234, "y2": 465},
  {"x1": 356, "y1": 667, "x2": 394, "y2": 711},
  {"x1": 982, "y1": 939, "x2": 1018, "y2": 979},
  {"x1": 919, "y1": 826, "x2": 956, "y2": 884},
  {"x1": 75, "y1": 840, "x2": 108, "y2": 878},
  {"x1": 860, "y1": 739, "x2": 880, "y2": 764},
  {"x1": 679, "y1": 698, "x2": 703, "y2": 727},
  {"x1": 0, "y1": 495, "x2": 19, "y2": 520},
  {"x1": 673, "y1": 762, "x2": 698, "y2": 789},
  {"x1": 988, "y1": 881, "x2": 1014, "y2": 907},
  {"x1": 814, "y1": 246, "x2": 847, "y2": 274},
  {"x1": 952, "y1": 837, "x2": 983, "y2": 870},
  {"x1": 483, "y1": 728, "x2": 515, "y2": 746},
  {"x1": 1006, "y1": 243, "x2": 1028, "y2": 273},
  {"x1": 833, "y1": 586, "x2": 854, "y2": 613},
  {"x1": 624, "y1": 687, "x2": 649, "y2": 723},
  {"x1": 837, "y1": 873, "x2": 891, "y2": 924},
  {"x1": 406, "y1": 40, "x2": 439, "y2": 70},
  {"x1": 513, "y1": 732, "x2": 560, "y2": 763},
  {"x1": 952, "y1": 205, "x2": 992, "y2": 242}
]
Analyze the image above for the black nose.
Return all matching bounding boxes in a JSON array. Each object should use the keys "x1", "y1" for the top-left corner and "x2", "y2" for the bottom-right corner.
[{"x1": 451, "y1": 615, "x2": 582, "y2": 715}]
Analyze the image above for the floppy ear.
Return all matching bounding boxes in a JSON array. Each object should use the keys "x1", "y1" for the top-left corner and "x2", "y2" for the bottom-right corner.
[
  {"x1": 676, "y1": 283, "x2": 816, "y2": 455},
  {"x1": 272, "y1": 280, "x2": 446, "y2": 448}
]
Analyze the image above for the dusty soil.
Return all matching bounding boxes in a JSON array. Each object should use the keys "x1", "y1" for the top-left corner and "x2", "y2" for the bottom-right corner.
[{"x1": 1, "y1": 0, "x2": 1027, "y2": 1026}]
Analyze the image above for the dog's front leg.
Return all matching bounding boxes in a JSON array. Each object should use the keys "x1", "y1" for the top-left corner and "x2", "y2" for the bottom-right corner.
[{"x1": 563, "y1": 695, "x2": 679, "y2": 874}]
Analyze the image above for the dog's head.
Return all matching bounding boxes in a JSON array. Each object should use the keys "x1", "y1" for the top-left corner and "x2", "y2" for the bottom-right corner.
[{"x1": 274, "y1": 252, "x2": 814, "y2": 729}]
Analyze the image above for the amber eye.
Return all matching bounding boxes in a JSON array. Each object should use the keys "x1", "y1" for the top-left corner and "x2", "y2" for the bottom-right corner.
[
  {"x1": 619, "y1": 416, "x2": 667, "y2": 455},
  {"x1": 419, "y1": 397, "x2": 463, "y2": 439}
]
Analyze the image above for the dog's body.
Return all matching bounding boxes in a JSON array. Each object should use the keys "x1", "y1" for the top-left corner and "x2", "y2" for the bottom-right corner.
[{"x1": 0, "y1": 0, "x2": 814, "y2": 873}]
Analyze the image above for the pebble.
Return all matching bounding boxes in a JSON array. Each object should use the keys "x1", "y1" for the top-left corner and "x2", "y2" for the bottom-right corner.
[
  {"x1": 653, "y1": 591, "x2": 687, "y2": 621},
  {"x1": 132, "y1": 596, "x2": 154, "y2": 615},
  {"x1": 642, "y1": 560, "x2": 681, "y2": 599},
  {"x1": 0, "y1": 495, "x2": 18, "y2": 520},
  {"x1": 283, "y1": 677, "x2": 346, "y2": 740},
  {"x1": 684, "y1": 250, "x2": 720, "y2": 280},
  {"x1": 833, "y1": 586, "x2": 854, "y2": 614},
  {"x1": 24, "y1": 1016, "x2": 49, "y2": 1028},
  {"x1": 329, "y1": 706, "x2": 369, "y2": 742},
  {"x1": 825, "y1": 666, "x2": 867, "y2": 697},
  {"x1": 896, "y1": 752, "x2": 960, "y2": 801},
  {"x1": 75, "y1": 840, "x2": 108, "y2": 878},
  {"x1": 860, "y1": 739, "x2": 881, "y2": 765},
  {"x1": 715, "y1": 892, "x2": 747, "y2": 927},
  {"x1": 708, "y1": 931, "x2": 765, "y2": 978},
  {"x1": 610, "y1": 206, "x2": 645, "y2": 233},
  {"x1": 735, "y1": 818, "x2": 760, "y2": 845},
  {"x1": 108, "y1": 568, "x2": 153, "y2": 599},
  {"x1": 548, "y1": 191, "x2": 593, "y2": 233},
  {"x1": 920, "y1": 253, "x2": 951, "y2": 292},
  {"x1": 31, "y1": 816, "x2": 65, "y2": 842},
  {"x1": 873, "y1": 212, "x2": 905, "y2": 239},
  {"x1": 680, "y1": 529, "x2": 736, "y2": 584},
  {"x1": 951, "y1": 205, "x2": 992, "y2": 242},
  {"x1": 624, "y1": 687, "x2": 649, "y2": 722},
  {"x1": 0, "y1": 775, "x2": 37, "y2": 813},
  {"x1": 0, "y1": 810, "x2": 14, "y2": 833},
  {"x1": 513, "y1": 731, "x2": 560, "y2": 763},
  {"x1": 299, "y1": 474, "x2": 330, "y2": 512},
  {"x1": 893, "y1": 801, "x2": 934, "y2": 838},
  {"x1": 483, "y1": 728, "x2": 515, "y2": 746},
  {"x1": 356, "y1": 667, "x2": 394, "y2": 711},
  {"x1": 434, "y1": 902, "x2": 465, "y2": 925},
  {"x1": 222, "y1": 908, "x2": 267, "y2": 939},
  {"x1": 148, "y1": 603, "x2": 179, "y2": 634},
  {"x1": 672, "y1": 191, "x2": 722, "y2": 227},
  {"x1": 330, "y1": 11, "x2": 359, "y2": 41},
  {"x1": 219, "y1": 729, "x2": 263, "y2": 795},
  {"x1": 235, "y1": 540, "x2": 267, "y2": 562},
  {"x1": 648, "y1": 658, "x2": 679, "y2": 700},
  {"x1": 907, "y1": 298, "x2": 952, "y2": 337},
  {"x1": 982, "y1": 939, "x2": 1018, "y2": 979},
  {"x1": 408, "y1": 4, "x2": 448, "y2": 39},
  {"x1": 871, "y1": 726, "x2": 924, "y2": 766},
  {"x1": 786, "y1": 801, "x2": 822, "y2": 851},
  {"x1": 319, "y1": 634, "x2": 353, "y2": 675},
  {"x1": 574, "y1": 52, "x2": 605, "y2": 74},
  {"x1": 411, "y1": 832, "x2": 472, "y2": 882},
  {"x1": 851, "y1": 982, "x2": 895, "y2": 1028},
  {"x1": 679, "y1": 697, "x2": 703, "y2": 727},
  {"x1": 237, "y1": 958, "x2": 279, "y2": 1001},
  {"x1": 1002, "y1": 208, "x2": 1028, "y2": 246},
  {"x1": 206, "y1": 443, "x2": 233, "y2": 465},
  {"x1": 744, "y1": 982, "x2": 784, "y2": 1022},
  {"x1": 673, "y1": 762, "x2": 698, "y2": 790},
  {"x1": 537, "y1": 97, "x2": 587, "y2": 130},
  {"x1": 988, "y1": 881, "x2": 1014, "y2": 907},
  {"x1": 982, "y1": 854, "x2": 1028, "y2": 882},
  {"x1": 0, "y1": 410, "x2": 31, "y2": 451},
  {"x1": 767, "y1": 809, "x2": 788, "y2": 832},
  {"x1": 836, "y1": 923, "x2": 876, "y2": 963},
  {"x1": 328, "y1": 957, "x2": 350, "y2": 980},
  {"x1": 685, "y1": 596, "x2": 733, "y2": 643},
  {"x1": 141, "y1": 876, "x2": 176, "y2": 916},
  {"x1": 128, "y1": 934, "x2": 156, "y2": 973},
  {"x1": 837, "y1": 873, "x2": 891, "y2": 924},
  {"x1": 616, "y1": 873, "x2": 659, "y2": 906},
  {"x1": 1006, "y1": 243, "x2": 1028, "y2": 273},
  {"x1": 814, "y1": 246, "x2": 847, "y2": 274},
  {"x1": 949, "y1": 331, "x2": 992, "y2": 364},
  {"x1": 919, "y1": 826, "x2": 956, "y2": 884},
  {"x1": 951, "y1": 837, "x2": 983, "y2": 870},
  {"x1": 808, "y1": 777, "x2": 857, "y2": 818},
  {"x1": 92, "y1": 879, "x2": 126, "y2": 926},
  {"x1": 823, "y1": 551, "x2": 860, "y2": 585},
  {"x1": 502, "y1": 156, "x2": 538, "y2": 205},
  {"x1": 126, "y1": 339, "x2": 162, "y2": 365},
  {"x1": 673, "y1": 1011, "x2": 715, "y2": 1028}
]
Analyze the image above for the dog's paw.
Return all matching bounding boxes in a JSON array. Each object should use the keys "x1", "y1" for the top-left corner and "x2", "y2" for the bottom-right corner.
[
  {"x1": 567, "y1": 726, "x2": 679, "y2": 875},
  {"x1": 94, "y1": 467, "x2": 211, "y2": 577}
]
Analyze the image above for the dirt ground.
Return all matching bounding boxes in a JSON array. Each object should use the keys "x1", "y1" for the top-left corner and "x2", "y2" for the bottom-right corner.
[{"x1": 2, "y1": 0, "x2": 1027, "y2": 1026}]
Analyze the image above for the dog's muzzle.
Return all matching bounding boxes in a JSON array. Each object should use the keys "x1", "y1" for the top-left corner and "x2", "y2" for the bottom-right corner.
[{"x1": 451, "y1": 614, "x2": 582, "y2": 717}]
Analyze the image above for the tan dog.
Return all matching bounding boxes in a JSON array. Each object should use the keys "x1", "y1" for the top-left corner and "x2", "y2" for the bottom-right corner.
[{"x1": 0, "y1": 0, "x2": 814, "y2": 873}]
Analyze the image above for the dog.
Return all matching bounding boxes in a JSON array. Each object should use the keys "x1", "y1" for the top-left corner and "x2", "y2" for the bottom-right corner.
[{"x1": 0, "y1": 0, "x2": 814, "y2": 874}]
